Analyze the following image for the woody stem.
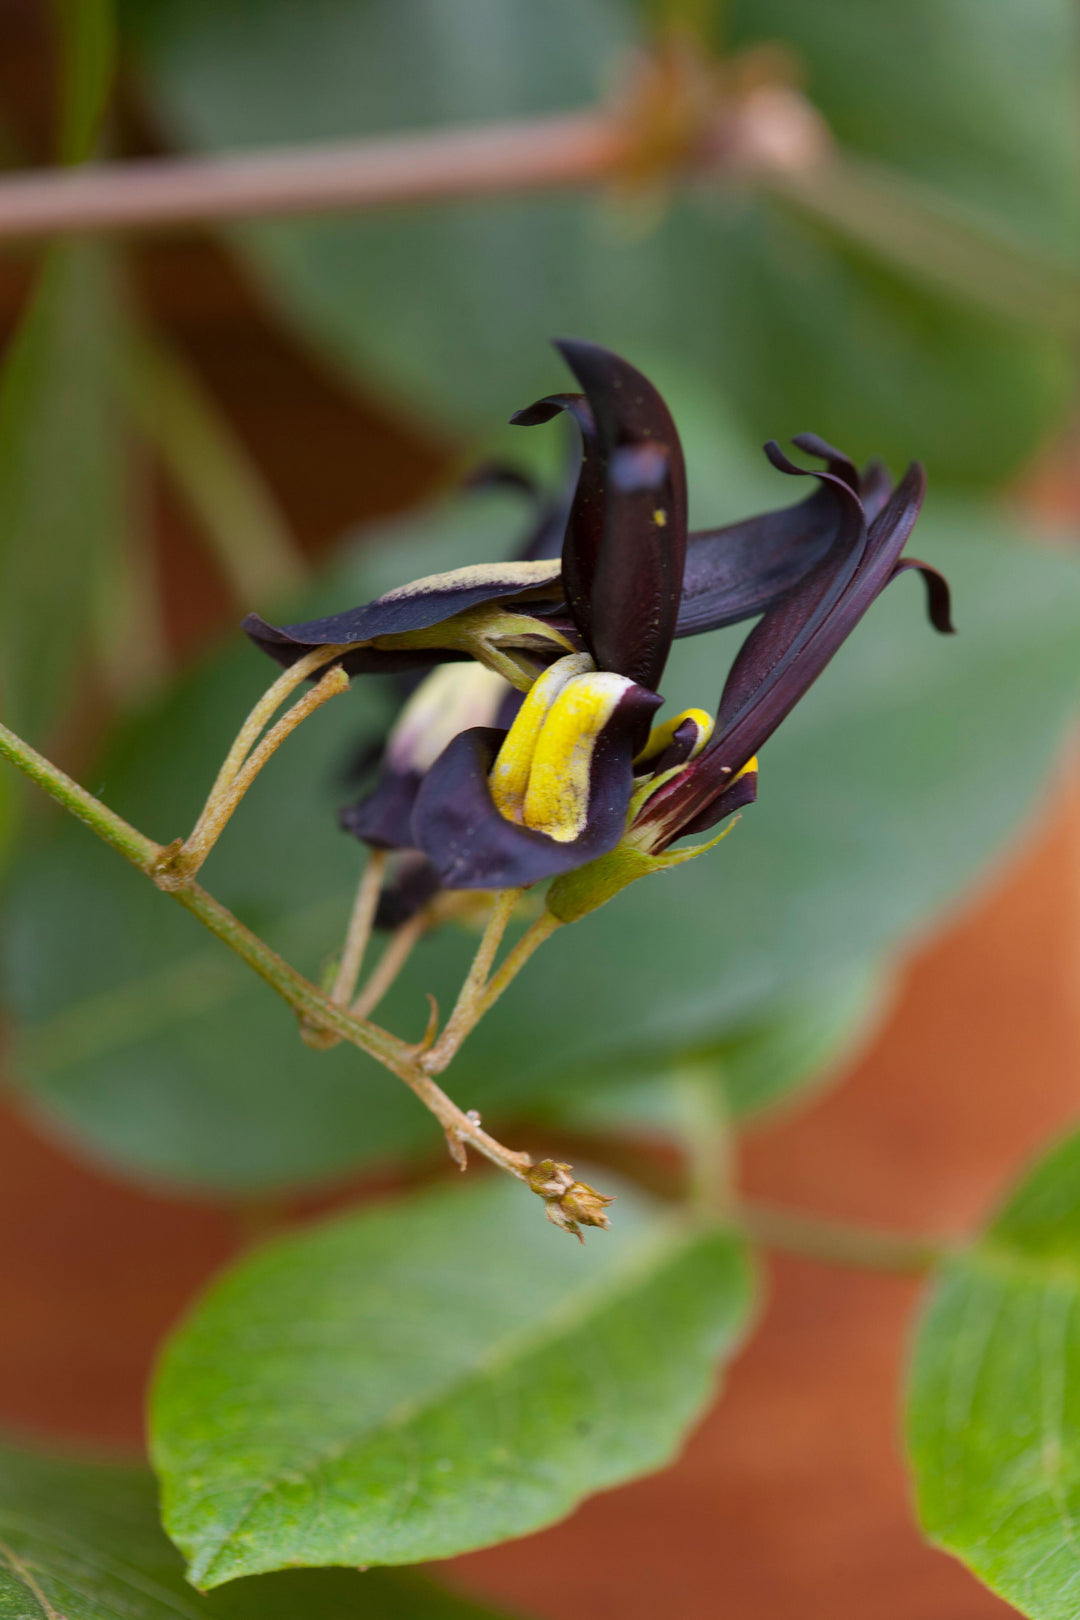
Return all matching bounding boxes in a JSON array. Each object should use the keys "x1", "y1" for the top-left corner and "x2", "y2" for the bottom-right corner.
[{"x1": 0, "y1": 717, "x2": 537, "y2": 1187}]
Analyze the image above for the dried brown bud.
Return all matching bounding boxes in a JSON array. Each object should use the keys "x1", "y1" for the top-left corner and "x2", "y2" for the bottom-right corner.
[
  {"x1": 560, "y1": 1180, "x2": 615, "y2": 1231},
  {"x1": 526, "y1": 1159, "x2": 576, "y2": 1199},
  {"x1": 527, "y1": 1160, "x2": 615, "y2": 1241}
]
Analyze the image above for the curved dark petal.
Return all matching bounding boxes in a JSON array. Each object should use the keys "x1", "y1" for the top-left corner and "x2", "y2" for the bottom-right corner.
[
  {"x1": 641, "y1": 463, "x2": 937, "y2": 842},
  {"x1": 374, "y1": 853, "x2": 441, "y2": 931},
  {"x1": 677, "y1": 484, "x2": 840, "y2": 637},
  {"x1": 714, "y1": 463, "x2": 927, "y2": 771},
  {"x1": 649, "y1": 716, "x2": 704, "y2": 774},
  {"x1": 342, "y1": 667, "x2": 523, "y2": 850},
  {"x1": 790, "y1": 433, "x2": 859, "y2": 492},
  {"x1": 676, "y1": 435, "x2": 889, "y2": 640},
  {"x1": 512, "y1": 388, "x2": 606, "y2": 654},
  {"x1": 890, "y1": 557, "x2": 956, "y2": 633},
  {"x1": 553, "y1": 339, "x2": 688, "y2": 690},
  {"x1": 340, "y1": 768, "x2": 422, "y2": 849},
  {"x1": 678, "y1": 764, "x2": 759, "y2": 840},
  {"x1": 715, "y1": 449, "x2": 869, "y2": 733},
  {"x1": 243, "y1": 558, "x2": 563, "y2": 674},
  {"x1": 858, "y1": 458, "x2": 894, "y2": 524},
  {"x1": 413, "y1": 684, "x2": 661, "y2": 889}
]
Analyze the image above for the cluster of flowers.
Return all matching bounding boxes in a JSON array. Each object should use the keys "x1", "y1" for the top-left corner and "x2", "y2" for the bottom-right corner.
[{"x1": 245, "y1": 341, "x2": 953, "y2": 924}]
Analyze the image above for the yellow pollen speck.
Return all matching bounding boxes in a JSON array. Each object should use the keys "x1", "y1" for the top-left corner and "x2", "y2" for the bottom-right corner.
[{"x1": 653, "y1": 508, "x2": 667, "y2": 526}]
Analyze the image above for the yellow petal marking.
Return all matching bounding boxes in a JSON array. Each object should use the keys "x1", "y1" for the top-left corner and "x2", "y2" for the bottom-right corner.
[
  {"x1": 521, "y1": 671, "x2": 634, "y2": 842},
  {"x1": 489, "y1": 653, "x2": 594, "y2": 823},
  {"x1": 634, "y1": 706, "x2": 714, "y2": 767}
]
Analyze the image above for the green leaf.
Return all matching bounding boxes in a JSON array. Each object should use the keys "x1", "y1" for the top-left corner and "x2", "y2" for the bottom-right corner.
[
  {"x1": 121, "y1": 0, "x2": 1076, "y2": 484},
  {"x1": 908, "y1": 1128, "x2": 1080, "y2": 1619},
  {"x1": 558, "y1": 959, "x2": 895, "y2": 1136},
  {"x1": 0, "y1": 242, "x2": 127, "y2": 743},
  {"x1": 5, "y1": 394, "x2": 1080, "y2": 1193},
  {"x1": 0, "y1": 1441, "x2": 517, "y2": 1619},
  {"x1": 50, "y1": 0, "x2": 116, "y2": 163},
  {"x1": 151, "y1": 1173, "x2": 753, "y2": 1584}
]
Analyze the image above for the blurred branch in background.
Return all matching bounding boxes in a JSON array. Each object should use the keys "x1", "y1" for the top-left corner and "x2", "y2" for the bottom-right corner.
[
  {"x1": 124, "y1": 328, "x2": 306, "y2": 605},
  {"x1": 0, "y1": 46, "x2": 1073, "y2": 344}
]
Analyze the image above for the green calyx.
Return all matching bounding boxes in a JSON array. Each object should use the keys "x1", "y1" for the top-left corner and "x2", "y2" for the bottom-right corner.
[{"x1": 547, "y1": 819, "x2": 737, "y2": 924}]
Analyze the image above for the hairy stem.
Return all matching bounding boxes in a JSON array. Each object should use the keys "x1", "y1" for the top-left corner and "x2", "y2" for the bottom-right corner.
[
  {"x1": 206, "y1": 645, "x2": 352, "y2": 802},
  {"x1": 737, "y1": 1198, "x2": 947, "y2": 1276},
  {"x1": 160, "y1": 663, "x2": 349, "y2": 884},
  {"x1": 0, "y1": 717, "x2": 534, "y2": 1183},
  {"x1": 161, "y1": 650, "x2": 352, "y2": 886},
  {"x1": 351, "y1": 907, "x2": 430, "y2": 1020},
  {"x1": 330, "y1": 849, "x2": 387, "y2": 1006},
  {"x1": 465, "y1": 906, "x2": 562, "y2": 1026},
  {"x1": 424, "y1": 889, "x2": 521, "y2": 1071}
]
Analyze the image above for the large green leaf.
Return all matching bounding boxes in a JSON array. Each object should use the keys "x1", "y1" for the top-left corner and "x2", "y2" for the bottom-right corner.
[
  {"x1": 5, "y1": 390, "x2": 1080, "y2": 1194},
  {"x1": 0, "y1": 242, "x2": 127, "y2": 744},
  {"x1": 121, "y1": 0, "x2": 1076, "y2": 484},
  {"x1": 908, "y1": 1128, "x2": 1080, "y2": 1619},
  {"x1": 557, "y1": 958, "x2": 894, "y2": 1136},
  {"x1": 151, "y1": 1173, "x2": 753, "y2": 1584},
  {"x1": 0, "y1": 1442, "x2": 517, "y2": 1619}
]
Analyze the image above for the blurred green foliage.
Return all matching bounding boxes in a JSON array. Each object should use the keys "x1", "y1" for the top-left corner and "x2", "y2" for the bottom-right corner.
[{"x1": 122, "y1": 0, "x2": 1077, "y2": 483}]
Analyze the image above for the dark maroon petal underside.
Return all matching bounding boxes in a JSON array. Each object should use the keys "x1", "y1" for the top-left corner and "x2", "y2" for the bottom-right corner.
[
  {"x1": 555, "y1": 339, "x2": 688, "y2": 691},
  {"x1": 890, "y1": 558, "x2": 956, "y2": 633},
  {"x1": 243, "y1": 558, "x2": 563, "y2": 674},
  {"x1": 374, "y1": 854, "x2": 442, "y2": 931},
  {"x1": 340, "y1": 768, "x2": 423, "y2": 849}
]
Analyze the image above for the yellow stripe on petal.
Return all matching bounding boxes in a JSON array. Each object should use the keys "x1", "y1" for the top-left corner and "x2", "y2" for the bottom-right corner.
[
  {"x1": 489, "y1": 652, "x2": 594, "y2": 823},
  {"x1": 634, "y1": 706, "x2": 714, "y2": 767},
  {"x1": 522, "y1": 672, "x2": 634, "y2": 842}
]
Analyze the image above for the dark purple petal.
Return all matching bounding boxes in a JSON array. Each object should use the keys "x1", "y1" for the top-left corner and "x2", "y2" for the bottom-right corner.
[
  {"x1": 341, "y1": 668, "x2": 522, "y2": 850},
  {"x1": 790, "y1": 433, "x2": 860, "y2": 492},
  {"x1": 676, "y1": 438, "x2": 898, "y2": 639},
  {"x1": 678, "y1": 485, "x2": 840, "y2": 637},
  {"x1": 890, "y1": 557, "x2": 956, "y2": 633},
  {"x1": 413, "y1": 681, "x2": 662, "y2": 889},
  {"x1": 512, "y1": 389, "x2": 606, "y2": 658},
  {"x1": 340, "y1": 768, "x2": 422, "y2": 849},
  {"x1": 513, "y1": 342, "x2": 688, "y2": 689},
  {"x1": 557, "y1": 339, "x2": 687, "y2": 690},
  {"x1": 374, "y1": 853, "x2": 441, "y2": 930},
  {"x1": 243, "y1": 557, "x2": 564, "y2": 674},
  {"x1": 714, "y1": 451, "x2": 870, "y2": 734},
  {"x1": 648, "y1": 715, "x2": 704, "y2": 774},
  {"x1": 639, "y1": 462, "x2": 940, "y2": 844},
  {"x1": 678, "y1": 765, "x2": 758, "y2": 840},
  {"x1": 859, "y1": 458, "x2": 894, "y2": 524}
]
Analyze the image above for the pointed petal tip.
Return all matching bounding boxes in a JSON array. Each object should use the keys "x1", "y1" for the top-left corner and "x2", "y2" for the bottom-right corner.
[{"x1": 510, "y1": 400, "x2": 563, "y2": 427}]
